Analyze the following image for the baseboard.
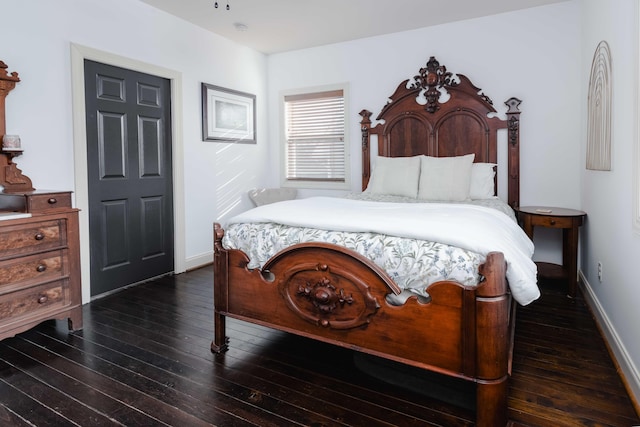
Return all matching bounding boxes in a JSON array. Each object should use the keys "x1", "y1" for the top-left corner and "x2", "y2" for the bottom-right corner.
[
  {"x1": 185, "y1": 251, "x2": 213, "y2": 271},
  {"x1": 579, "y1": 271, "x2": 640, "y2": 413}
]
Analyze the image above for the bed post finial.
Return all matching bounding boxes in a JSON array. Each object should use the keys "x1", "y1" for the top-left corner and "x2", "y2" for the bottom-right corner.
[
  {"x1": 505, "y1": 97, "x2": 522, "y2": 210},
  {"x1": 359, "y1": 109, "x2": 372, "y2": 191},
  {"x1": 505, "y1": 97, "x2": 522, "y2": 147},
  {"x1": 214, "y1": 222, "x2": 225, "y2": 254}
]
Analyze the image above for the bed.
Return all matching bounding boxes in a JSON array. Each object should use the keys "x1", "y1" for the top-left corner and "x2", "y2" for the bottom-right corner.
[{"x1": 212, "y1": 56, "x2": 538, "y2": 426}]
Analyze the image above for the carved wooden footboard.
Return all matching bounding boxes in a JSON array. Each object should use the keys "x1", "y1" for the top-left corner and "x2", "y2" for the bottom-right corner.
[{"x1": 212, "y1": 223, "x2": 514, "y2": 426}]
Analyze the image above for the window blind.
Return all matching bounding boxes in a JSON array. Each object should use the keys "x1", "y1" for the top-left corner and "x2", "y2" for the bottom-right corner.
[{"x1": 284, "y1": 90, "x2": 345, "y2": 182}]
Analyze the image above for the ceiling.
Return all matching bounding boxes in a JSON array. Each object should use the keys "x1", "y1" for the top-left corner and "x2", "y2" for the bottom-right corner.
[{"x1": 139, "y1": 0, "x2": 569, "y2": 55}]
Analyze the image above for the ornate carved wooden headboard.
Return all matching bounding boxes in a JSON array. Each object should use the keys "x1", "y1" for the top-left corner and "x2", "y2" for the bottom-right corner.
[{"x1": 359, "y1": 56, "x2": 522, "y2": 209}]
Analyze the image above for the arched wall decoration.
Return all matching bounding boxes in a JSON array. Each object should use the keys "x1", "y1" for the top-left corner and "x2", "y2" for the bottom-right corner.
[{"x1": 586, "y1": 41, "x2": 612, "y2": 171}]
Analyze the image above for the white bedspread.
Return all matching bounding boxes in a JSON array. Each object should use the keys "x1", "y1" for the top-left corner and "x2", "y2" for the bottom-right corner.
[{"x1": 226, "y1": 197, "x2": 539, "y2": 305}]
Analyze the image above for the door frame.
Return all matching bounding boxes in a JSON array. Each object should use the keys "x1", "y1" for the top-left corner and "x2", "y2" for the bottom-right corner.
[{"x1": 70, "y1": 43, "x2": 186, "y2": 304}]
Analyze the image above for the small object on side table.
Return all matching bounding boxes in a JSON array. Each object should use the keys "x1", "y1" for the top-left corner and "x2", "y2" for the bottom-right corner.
[
  {"x1": 516, "y1": 206, "x2": 587, "y2": 297},
  {"x1": 2, "y1": 135, "x2": 21, "y2": 151}
]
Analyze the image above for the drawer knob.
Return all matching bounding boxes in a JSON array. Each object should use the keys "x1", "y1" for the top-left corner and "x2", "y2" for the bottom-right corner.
[
  {"x1": 47, "y1": 198, "x2": 57, "y2": 204},
  {"x1": 37, "y1": 295, "x2": 48, "y2": 304},
  {"x1": 34, "y1": 233, "x2": 45, "y2": 241},
  {"x1": 550, "y1": 220, "x2": 556, "y2": 225},
  {"x1": 36, "y1": 264, "x2": 47, "y2": 273}
]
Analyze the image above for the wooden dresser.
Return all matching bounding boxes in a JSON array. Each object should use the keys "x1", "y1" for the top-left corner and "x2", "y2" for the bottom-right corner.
[{"x1": 0, "y1": 190, "x2": 82, "y2": 340}]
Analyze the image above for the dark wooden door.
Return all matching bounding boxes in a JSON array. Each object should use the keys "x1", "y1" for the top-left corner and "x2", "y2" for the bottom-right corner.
[{"x1": 84, "y1": 60, "x2": 173, "y2": 297}]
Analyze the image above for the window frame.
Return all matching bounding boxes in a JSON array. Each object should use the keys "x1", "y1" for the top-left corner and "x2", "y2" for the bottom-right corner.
[{"x1": 280, "y1": 83, "x2": 350, "y2": 190}]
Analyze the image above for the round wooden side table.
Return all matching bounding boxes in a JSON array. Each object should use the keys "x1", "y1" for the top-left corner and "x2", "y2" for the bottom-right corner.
[{"x1": 516, "y1": 206, "x2": 587, "y2": 297}]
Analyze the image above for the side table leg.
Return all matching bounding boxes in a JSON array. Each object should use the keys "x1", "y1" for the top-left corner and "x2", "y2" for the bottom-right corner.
[
  {"x1": 522, "y1": 216, "x2": 534, "y2": 240},
  {"x1": 563, "y1": 225, "x2": 579, "y2": 298}
]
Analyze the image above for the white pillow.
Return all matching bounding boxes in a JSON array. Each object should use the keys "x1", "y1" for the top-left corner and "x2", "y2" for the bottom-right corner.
[
  {"x1": 248, "y1": 188, "x2": 297, "y2": 206},
  {"x1": 470, "y1": 163, "x2": 497, "y2": 199},
  {"x1": 418, "y1": 154, "x2": 475, "y2": 201},
  {"x1": 365, "y1": 155, "x2": 421, "y2": 198}
]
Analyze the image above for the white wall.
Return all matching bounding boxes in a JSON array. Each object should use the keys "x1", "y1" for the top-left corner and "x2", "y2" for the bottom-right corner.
[
  {"x1": 268, "y1": 1, "x2": 583, "y2": 263},
  {"x1": 1, "y1": 0, "x2": 269, "y2": 302},
  {"x1": 580, "y1": 0, "x2": 640, "y2": 403}
]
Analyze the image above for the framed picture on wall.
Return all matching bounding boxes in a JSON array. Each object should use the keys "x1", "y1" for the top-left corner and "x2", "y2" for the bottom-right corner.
[{"x1": 201, "y1": 83, "x2": 256, "y2": 143}]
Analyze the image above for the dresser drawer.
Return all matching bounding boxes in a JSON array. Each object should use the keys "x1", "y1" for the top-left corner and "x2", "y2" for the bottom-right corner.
[
  {"x1": 0, "y1": 280, "x2": 69, "y2": 322},
  {"x1": 0, "y1": 219, "x2": 66, "y2": 259},
  {"x1": 528, "y1": 215, "x2": 573, "y2": 228},
  {"x1": 27, "y1": 192, "x2": 73, "y2": 212},
  {"x1": 0, "y1": 191, "x2": 72, "y2": 213},
  {"x1": 0, "y1": 250, "x2": 66, "y2": 288}
]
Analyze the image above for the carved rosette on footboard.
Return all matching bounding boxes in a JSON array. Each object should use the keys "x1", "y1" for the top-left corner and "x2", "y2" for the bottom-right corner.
[{"x1": 272, "y1": 244, "x2": 386, "y2": 330}]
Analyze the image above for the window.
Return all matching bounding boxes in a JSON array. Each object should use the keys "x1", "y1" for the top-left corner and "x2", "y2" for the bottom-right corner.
[{"x1": 281, "y1": 85, "x2": 349, "y2": 189}]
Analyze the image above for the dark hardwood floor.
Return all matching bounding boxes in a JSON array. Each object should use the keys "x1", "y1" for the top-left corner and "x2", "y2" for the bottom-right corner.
[{"x1": 0, "y1": 267, "x2": 638, "y2": 426}]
